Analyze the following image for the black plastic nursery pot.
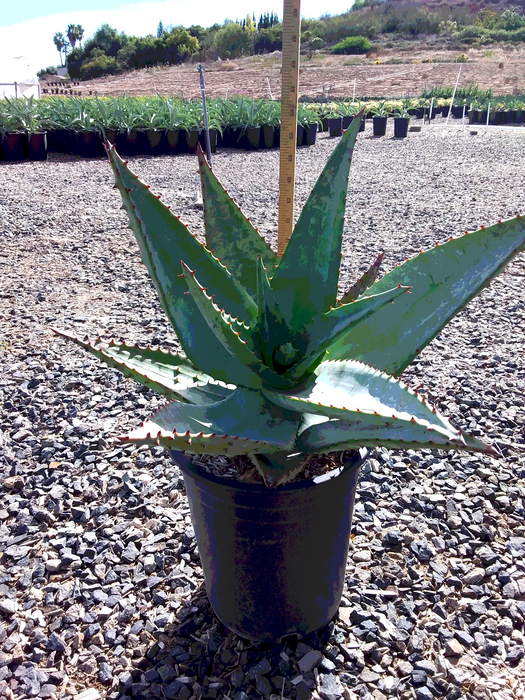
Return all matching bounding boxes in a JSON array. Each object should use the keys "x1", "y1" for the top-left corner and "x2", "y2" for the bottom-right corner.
[
  {"x1": 187, "y1": 129, "x2": 201, "y2": 154},
  {"x1": 261, "y1": 124, "x2": 275, "y2": 149},
  {"x1": 394, "y1": 117, "x2": 409, "y2": 138},
  {"x1": 342, "y1": 115, "x2": 353, "y2": 129},
  {"x1": 144, "y1": 129, "x2": 165, "y2": 156},
  {"x1": 198, "y1": 128, "x2": 218, "y2": 153},
  {"x1": 516, "y1": 110, "x2": 525, "y2": 124},
  {"x1": 116, "y1": 130, "x2": 143, "y2": 156},
  {"x1": 27, "y1": 132, "x2": 48, "y2": 161},
  {"x1": 372, "y1": 116, "x2": 388, "y2": 137},
  {"x1": 1, "y1": 133, "x2": 26, "y2": 162},
  {"x1": 166, "y1": 129, "x2": 183, "y2": 154},
  {"x1": 244, "y1": 127, "x2": 261, "y2": 150},
  {"x1": 305, "y1": 123, "x2": 318, "y2": 146},
  {"x1": 74, "y1": 131, "x2": 101, "y2": 158},
  {"x1": 296, "y1": 125, "x2": 305, "y2": 146},
  {"x1": 172, "y1": 448, "x2": 367, "y2": 643},
  {"x1": 328, "y1": 117, "x2": 343, "y2": 138}
]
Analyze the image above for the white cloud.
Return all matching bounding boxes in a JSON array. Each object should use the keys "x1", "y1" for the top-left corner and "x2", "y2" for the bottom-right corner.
[{"x1": 0, "y1": 0, "x2": 352, "y2": 72}]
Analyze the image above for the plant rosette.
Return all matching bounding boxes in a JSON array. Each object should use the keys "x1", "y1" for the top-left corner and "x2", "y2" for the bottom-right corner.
[{"x1": 55, "y1": 110, "x2": 525, "y2": 641}]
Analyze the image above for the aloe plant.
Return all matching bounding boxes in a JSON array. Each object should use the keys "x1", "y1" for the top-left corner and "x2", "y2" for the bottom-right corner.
[{"x1": 55, "y1": 111, "x2": 525, "y2": 487}]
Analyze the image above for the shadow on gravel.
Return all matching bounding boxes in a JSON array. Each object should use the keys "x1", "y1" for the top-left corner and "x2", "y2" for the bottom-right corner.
[{"x1": 111, "y1": 587, "x2": 353, "y2": 700}]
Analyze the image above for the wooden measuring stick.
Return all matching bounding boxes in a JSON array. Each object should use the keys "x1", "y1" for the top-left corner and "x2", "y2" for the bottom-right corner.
[{"x1": 277, "y1": 0, "x2": 301, "y2": 258}]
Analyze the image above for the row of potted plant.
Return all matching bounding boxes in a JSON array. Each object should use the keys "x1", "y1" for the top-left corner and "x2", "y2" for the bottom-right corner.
[
  {"x1": 0, "y1": 96, "x2": 325, "y2": 161},
  {"x1": 3, "y1": 93, "x2": 525, "y2": 161}
]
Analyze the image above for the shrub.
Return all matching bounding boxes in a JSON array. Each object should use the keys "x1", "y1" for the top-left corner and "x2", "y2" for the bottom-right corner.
[
  {"x1": 331, "y1": 36, "x2": 372, "y2": 55},
  {"x1": 80, "y1": 51, "x2": 117, "y2": 80},
  {"x1": 214, "y1": 22, "x2": 254, "y2": 59},
  {"x1": 254, "y1": 26, "x2": 282, "y2": 54}
]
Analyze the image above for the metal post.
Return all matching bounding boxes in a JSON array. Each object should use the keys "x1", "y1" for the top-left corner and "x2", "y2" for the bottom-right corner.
[
  {"x1": 486, "y1": 103, "x2": 490, "y2": 126},
  {"x1": 446, "y1": 66, "x2": 462, "y2": 125},
  {"x1": 197, "y1": 64, "x2": 212, "y2": 168}
]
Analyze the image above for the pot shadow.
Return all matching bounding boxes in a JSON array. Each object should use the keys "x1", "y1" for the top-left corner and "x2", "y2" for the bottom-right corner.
[{"x1": 111, "y1": 584, "x2": 354, "y2": 700}]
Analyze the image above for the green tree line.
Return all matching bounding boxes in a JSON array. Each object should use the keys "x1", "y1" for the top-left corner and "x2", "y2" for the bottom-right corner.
[{"x1": 39, "y1": 4, "x2": 525, "y2": 81}]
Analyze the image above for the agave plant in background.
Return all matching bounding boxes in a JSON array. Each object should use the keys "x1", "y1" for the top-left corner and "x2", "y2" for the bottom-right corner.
[{"x1": 55, "y1": 110, "x2": 525, "y2": 641}]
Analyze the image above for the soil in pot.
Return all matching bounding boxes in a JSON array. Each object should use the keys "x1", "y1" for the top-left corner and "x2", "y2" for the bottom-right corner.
[
  {"x1": 329, "y1": 117, "x2": 343, "y2": 138},
  {"x1": 27, "y1": 132, "x2": 48, "y2": 161},
  {"x1": 172, "y1": 448, "x2": 367, "y2": 643},
  {"x1": 372, "y1": 116, "x2": 388, "y2": 137},
  {"x1": 394, "y1": 117, "x2": 409, "y2": 138}
]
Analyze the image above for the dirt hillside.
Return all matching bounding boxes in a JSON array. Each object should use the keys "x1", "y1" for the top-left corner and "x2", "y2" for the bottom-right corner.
[{"x1": 69, "y1": 47, "x2": 525, "y2": 99}]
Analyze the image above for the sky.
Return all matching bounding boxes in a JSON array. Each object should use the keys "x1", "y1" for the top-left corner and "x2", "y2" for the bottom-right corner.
[{"x1": 0, "y1": 1, "x2": 353, "y2": 74}]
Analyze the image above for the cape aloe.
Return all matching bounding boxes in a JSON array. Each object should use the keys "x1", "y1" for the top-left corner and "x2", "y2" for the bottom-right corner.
[{"x1": 55, "y1": 111, "x2": 525, "y2": 486}]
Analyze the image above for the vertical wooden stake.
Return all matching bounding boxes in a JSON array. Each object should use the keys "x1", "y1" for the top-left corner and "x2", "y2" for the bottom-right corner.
[{"x1": 277, "y1": 0, "x2": 301, "y2": 258}]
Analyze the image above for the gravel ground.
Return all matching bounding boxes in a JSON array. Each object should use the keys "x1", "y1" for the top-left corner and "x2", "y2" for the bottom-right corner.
[{"x1": 1, "y1": 119, "x2": 525, "y2": 700}]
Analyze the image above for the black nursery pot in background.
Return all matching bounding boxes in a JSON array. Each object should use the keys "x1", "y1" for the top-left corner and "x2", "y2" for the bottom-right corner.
[
  {"x1": 394, "y1": 117, "x2": 409, "y2": 138},
  {"x1": 328, "y1": 117, "x2": 343, "y2": 138},
  {"x1": 373, "y1": 116, "x2": 388, "y2": 137},
  {"x1": 172, "y1": 448, "x2": 367, "y2": 643}
]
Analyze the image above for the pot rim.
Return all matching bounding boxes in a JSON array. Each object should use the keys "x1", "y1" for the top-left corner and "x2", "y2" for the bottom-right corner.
[{"x1": 171, "y1": 447, "x2": 368, "y2": 495}]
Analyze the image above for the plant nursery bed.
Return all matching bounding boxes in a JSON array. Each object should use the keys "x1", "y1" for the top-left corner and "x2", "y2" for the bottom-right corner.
[{"x1": 0, "y1": 124, "x2": 525, "y2": 700}]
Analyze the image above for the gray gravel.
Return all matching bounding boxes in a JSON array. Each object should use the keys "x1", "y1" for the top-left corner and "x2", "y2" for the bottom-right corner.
[{"x1": 1, "y1": 118, "x2": 525, "y2": 700}]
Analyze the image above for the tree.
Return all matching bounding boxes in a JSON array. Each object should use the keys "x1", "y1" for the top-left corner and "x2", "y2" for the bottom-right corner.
[
  {"x1": 67, "y1": 24, "x2": 77, "y2": 48},
  {"x1": 214, "y1": 22, "x2": 254, "y2": 59},
  {"x1": 157, "y1": 21, "x2": 164, "y2": 38},
  {"x1": 53, "y1": 32, "x2": 66, "y2": 65},
  {"x1": 76, "y1": 25, "x2": 85, "y2": 47}
]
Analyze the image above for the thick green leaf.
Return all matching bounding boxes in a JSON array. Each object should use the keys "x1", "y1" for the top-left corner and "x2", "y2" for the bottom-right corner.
[
  {"x1": 340, "y1": 252, "x2": 384, "y2": 303},
  {"x1": 286, "y1": 286, "x2": 410, "y2": 381},
  {"x1": 123, "y1": 387, "x2": 300, "y2": 456},
  {"x1": 327, "y1": 216, "x2": 525, "y2": 375},
  {"x1": 181, "y1": 262, "x2": 296, "y2": 390},
  {"x1": 53, "y1": 328, "x2": 234, "y2": 404},
  {"x1": 198, "y1": 147, "x2": 278, "y2": 297},
  {"x1": 265, "y1": 358, "x2": 464, "y2": 437},
  {"x1": 255, "y1": 257, "x2": 297, "y2": 370},
  {"x1": 107, "y1": 144, "x2": 257, "y2": 384},
  {"x1": 295, "y1": 415, "x2": 497, "y2": 455},
  {"x1": 270, "y1": 110, "x2": 364, "y2": 335}
]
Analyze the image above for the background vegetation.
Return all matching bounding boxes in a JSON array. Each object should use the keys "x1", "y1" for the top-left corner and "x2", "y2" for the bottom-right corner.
[{"x1": 37, "y1": 4, "x2": 525, "y2": 81}]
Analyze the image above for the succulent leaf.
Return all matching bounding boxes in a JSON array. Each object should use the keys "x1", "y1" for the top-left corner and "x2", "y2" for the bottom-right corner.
[
  {"x1": 328, "y1": 216, "x2": 525, "y2": 375},
  {"x1": 198, "y1": 147, "x2": 278, "y2": 297},
  {"x1": 287, "y1": 285, "x2": 410, "y2": 381},
  {"x1": 295, "y1": 415, "x2": 498, "y2": 456},
  {"x1": 265, "y1": 358, "x2": 468, "y2": 439},
  {"x1": 340, "y1": 252, "x2": 385, "y2": 303},
  {"x1": 255, "y1": 257, "x2": 297, "y2": 370},
  {"x1": 123, "y1": 387, "x2": 300, "y2": 457},
  {"x1": 270, "y1": 110, "x2": 364, "y2": 334},
  {"x1": 106, "y1": 144, "x2": 258, "y2": 385},
  {"x1": 181, "y1": 262, "x2": 297, "y2": 390},
  {"x1": 52, "y1": 328, "x2": 234, "y2": 404}
]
